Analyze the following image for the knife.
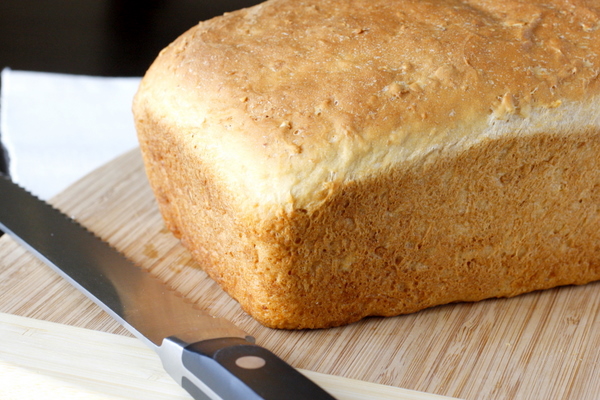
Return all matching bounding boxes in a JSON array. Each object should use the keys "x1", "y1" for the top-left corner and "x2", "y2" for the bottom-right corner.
[{"x1": 0, "y1": 174, "x2": 337, "y2": 400}]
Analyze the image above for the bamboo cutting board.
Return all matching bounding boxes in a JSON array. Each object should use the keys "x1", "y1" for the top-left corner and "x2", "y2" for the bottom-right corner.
[
  {"x1": 1, "y1": 149, "x2": 600, "y2": 399},
  {"x1": 0, "y1": 312, "x2": 448, "y2": 400}
]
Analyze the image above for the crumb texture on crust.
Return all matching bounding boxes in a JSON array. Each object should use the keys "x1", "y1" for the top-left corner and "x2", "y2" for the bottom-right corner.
[{"x1": 134, "y1": 0, "x2": 600, "y2": 329}]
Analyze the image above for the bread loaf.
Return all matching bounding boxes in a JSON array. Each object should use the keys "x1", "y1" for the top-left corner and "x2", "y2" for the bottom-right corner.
[{"x1": 133, "y1": 0, "x2": 600, "y2": 329}]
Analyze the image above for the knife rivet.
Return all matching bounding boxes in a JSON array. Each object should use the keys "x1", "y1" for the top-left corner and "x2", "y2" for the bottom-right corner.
[{"x1": 235, "y1": 355, "x2": 266, "y2": 369}]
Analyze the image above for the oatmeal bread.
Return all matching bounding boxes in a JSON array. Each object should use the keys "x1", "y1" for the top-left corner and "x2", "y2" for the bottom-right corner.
[{"x1": 133, "y1": 0, "x2": 600, "y2": 329}]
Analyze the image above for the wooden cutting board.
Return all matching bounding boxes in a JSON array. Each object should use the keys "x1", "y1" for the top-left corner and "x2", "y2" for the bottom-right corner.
[
  {"x1": 1, "y1": 149, "x2": 600, "y2": 399},
  {"x1": 0, "y1": 312, "x2": 449, "y2": 400}
]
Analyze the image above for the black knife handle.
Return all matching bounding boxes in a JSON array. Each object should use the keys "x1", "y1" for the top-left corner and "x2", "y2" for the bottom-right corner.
[
  {"x1": 183, "y1": 337, "x2": 337, "y2": 400},
  {"x1": 159, "y1": 337, "x2": 337, "y2": 400}
]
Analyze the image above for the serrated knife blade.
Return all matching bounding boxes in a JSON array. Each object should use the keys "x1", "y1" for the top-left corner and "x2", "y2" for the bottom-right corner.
[{"x1": 0, "y1": 174, "x2": 336, "y2": 400}]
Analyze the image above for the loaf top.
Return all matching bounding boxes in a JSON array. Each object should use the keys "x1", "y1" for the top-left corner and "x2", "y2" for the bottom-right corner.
[{"x1": 134, "y1": 0, "x2": 600, "y2": 216}]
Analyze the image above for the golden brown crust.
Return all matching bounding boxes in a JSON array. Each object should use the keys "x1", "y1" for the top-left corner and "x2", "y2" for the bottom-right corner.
[
  {"x1": 135, "y1": 0, "x2": 600, "y2": 215},
  {"x1": 166, "y1": 0, "x2": 600, "y2": 134},
  {"x1": 134, "y1": 0, "x2": 600, "y2": 328}
]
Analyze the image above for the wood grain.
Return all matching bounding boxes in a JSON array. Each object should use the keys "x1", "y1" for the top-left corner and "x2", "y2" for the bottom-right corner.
[
  {"x1": 1, "y1": 149, "x2": 600, "y2": 399},
  {"x1": 0, "y1": 313, "x2": 451, "y2": 400}
]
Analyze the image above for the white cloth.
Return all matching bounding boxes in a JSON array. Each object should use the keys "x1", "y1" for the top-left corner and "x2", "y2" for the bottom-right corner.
[{"x1": 0, "y1": 68, "x2": 141, "y2": 200}]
